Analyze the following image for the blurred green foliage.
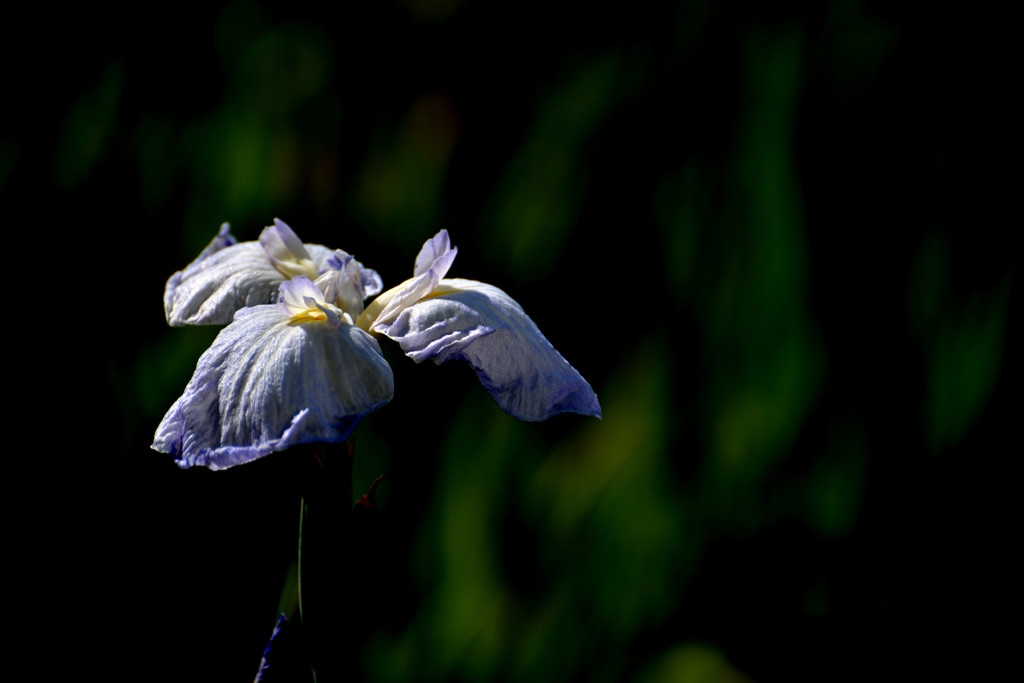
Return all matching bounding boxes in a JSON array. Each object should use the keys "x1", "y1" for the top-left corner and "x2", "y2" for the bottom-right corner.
[
  {"x1": 20, "y1": 0, "x2": 1013, "y2": 680},
  {"x1": 481, "y1": 54, "x2": 626, "y2": 280}
]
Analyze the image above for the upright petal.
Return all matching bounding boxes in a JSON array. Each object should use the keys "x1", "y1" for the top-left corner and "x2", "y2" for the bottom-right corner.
[
  {"x1": 413, "y1": 230, "x2": 452, "y2": 277},
  {"x1": 316, "y1": 250, "x2": 383, "y2": 318},
  {"x1": 357, "y1": 230, "x2": 457, "y2": 332},
  {"x1": 325, "y1": 248, "x2": 383, "y2": 300},
  {"x1": 381, "y1": 278, "x2": 601, "y2": 421},
  {"x1": 164, "y1": 222, "x2": 337, "y2": 326},
  {"x1": 259, "y1": 218, "x2": 319, "y2": 280},
  {"x1": 152, "y1": 305, "x2": 394, "y2": 469}
]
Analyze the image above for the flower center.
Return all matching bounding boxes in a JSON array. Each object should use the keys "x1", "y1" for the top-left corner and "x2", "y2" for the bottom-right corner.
[{"x1": 279, "y1": 277, "x2": 349, "y2": 329}]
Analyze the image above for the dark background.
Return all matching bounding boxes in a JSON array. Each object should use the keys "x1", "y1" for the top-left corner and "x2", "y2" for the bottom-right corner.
[{"x1": 6, "y1": 1, "x2": 1016, "y2": 680}]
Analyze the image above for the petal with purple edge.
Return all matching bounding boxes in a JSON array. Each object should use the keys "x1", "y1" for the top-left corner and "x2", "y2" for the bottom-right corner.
[
  {"x1": 381, "y1": 278, "x2": 601, "y2": 421},
  {"x1": 152, "y1": 305, "x2": 394, "y2": 469}
]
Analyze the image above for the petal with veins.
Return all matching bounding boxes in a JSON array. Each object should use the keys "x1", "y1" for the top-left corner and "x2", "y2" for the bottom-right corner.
[
  {"x1": 152, "y1": 304, "x2": 394, "y2": 469},
  {"x1": 381, "y1": 278, "x2": 601, "y2": 421},
  {"x1": 164, "y1": 223, "x2": 336, "y2": 326}
]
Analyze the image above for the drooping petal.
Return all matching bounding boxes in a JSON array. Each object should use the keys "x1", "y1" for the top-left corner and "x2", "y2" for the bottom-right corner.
[
  {"x1": 152, "y1": 305, "x2": 394, "y2": 469},
  {"x1": 164, "y1": 223, "x2": 337, "y2": 326},
  {"x1": 164, "y1": 241, "x2": 281, "y2": 326},
  {"x1": 381, "y1": 278, "x2": 601, "y2": 421},
  {"x1": 356, "y1": 230, "x2": 457, "y2": 332}
]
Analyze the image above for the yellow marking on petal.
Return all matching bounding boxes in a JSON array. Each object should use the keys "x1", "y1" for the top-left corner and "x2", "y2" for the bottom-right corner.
[
  {"x1": 286, "y1": 306, "x2": 351, "y2": 328},
  {"x1": 355, "y1": 282, "x2": 406, "y2": 331},
  {"x1": 423, "y1": 280, "x2": 465, "y2": 298},
  {"x1": 300, "y1": 309, "x2": 328, "y2": 321},
  {"x1": 355, "y1": 278, "x2": 469, "y2": 332},
  {"x1": 269, "y1": 256, "x2": 318, "y2": 280},
  {"x1": 287, "y1": 310, "x2": 328, "y2": 325}
]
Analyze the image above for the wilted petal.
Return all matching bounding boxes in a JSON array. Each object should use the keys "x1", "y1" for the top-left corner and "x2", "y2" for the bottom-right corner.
[
  {"x1": 153, "y1": 305, "x2": 394, "y2": 469},
  {"x1": 357, "y1": 230, "x2": 457, "y2": 331},
  {"x1": 382, "y1": 278, "x2": 601, "y2": 421},
  {"x1": 164, "y1": 224, "x2": 337, "y2": 326}
]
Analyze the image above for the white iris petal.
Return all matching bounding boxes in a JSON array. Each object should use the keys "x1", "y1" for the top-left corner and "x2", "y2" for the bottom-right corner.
[
  {"x1": 383, "y1": 278, "x2": 601, "y2": 421},
  {"x1": 153, "y1": 303, "x2": 394, "y2": 469},
  {"x1": 164, "y1": 220, "x2": 336, "y2": 326}
]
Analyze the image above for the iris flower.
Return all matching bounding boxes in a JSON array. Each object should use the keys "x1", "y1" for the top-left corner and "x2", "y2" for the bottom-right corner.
[
  {"x1": 153, "y1": 221, "x2": 599, "y2": 470},
  {"x1": 153, "y1": 220, "x2": 392, "y2": 469}
]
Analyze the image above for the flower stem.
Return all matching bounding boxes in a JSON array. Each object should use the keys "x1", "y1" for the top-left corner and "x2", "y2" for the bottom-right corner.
[{"x1": 297, "y1": 438, "x2": 356, "y2": 682}]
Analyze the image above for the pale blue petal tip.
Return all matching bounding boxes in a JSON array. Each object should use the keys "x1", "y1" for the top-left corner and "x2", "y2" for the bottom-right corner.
[{"x1": 461, "y1": 345, "x2": 602, "y2": 421}]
